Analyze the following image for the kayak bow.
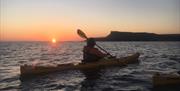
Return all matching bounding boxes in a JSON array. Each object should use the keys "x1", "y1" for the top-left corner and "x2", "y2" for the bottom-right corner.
[{"x1": 153, "y1": 72, "x2": 180, "y2": 87}]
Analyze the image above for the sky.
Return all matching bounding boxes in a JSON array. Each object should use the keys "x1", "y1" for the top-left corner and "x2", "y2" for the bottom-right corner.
[{"x1": 0, "y1": 0, "x2": 180, "y2": 41}]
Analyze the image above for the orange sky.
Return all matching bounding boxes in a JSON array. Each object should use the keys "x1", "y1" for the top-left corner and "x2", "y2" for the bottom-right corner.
[{"x1": 0, "y1": 0, "x2": 180, "y2": 41}]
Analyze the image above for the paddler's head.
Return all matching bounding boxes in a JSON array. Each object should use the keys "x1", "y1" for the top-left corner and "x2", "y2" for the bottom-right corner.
[{"x1": 87, "y1": 38, "x2": 96, "y2": 47}]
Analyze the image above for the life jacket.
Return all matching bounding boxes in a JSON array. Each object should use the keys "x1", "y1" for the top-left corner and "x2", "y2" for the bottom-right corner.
[{"x1": 82, "y1": 46, "x2": 104, "y2": 63}]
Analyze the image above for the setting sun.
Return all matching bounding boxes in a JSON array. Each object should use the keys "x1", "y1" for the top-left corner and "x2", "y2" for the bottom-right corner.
[{"x1": 52, "y1": 38, "x2": 56, "y2": 43}]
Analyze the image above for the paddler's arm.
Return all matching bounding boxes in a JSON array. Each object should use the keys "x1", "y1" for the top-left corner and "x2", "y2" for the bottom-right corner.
[{"x1": 89, "y1": 48, "x2": 108, "y2": 57}]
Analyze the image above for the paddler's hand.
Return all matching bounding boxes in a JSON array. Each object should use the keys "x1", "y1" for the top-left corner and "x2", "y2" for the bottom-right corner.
[
  {"x1": 110, "y1": 56, "x2": 116, "y2": 58},
  {"x1": 107, "y1": 54, "x2": 116, "y2": 59}
]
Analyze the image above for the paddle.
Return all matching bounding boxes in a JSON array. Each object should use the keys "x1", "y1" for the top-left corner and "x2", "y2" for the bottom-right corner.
[{"x1": 77, "y1": 29, "x2": 113, "y2": 57}]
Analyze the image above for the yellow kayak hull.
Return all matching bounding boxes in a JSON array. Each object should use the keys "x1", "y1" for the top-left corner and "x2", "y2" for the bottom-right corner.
[{"x1": 20, "y1": 53, "x2": 140, "y2": 79}]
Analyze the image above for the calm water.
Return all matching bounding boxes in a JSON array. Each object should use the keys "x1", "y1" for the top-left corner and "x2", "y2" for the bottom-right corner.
[{"x1": 0, "y1": 42, "x2": 180, "y2": 91}]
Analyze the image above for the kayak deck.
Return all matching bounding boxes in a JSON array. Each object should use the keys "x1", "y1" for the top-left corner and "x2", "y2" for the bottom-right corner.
[
  {"x1": 20, "y1": 53, "x2": 140, "y2": 79},
  {"x1": 153, "y1": 72, "x2": 180, "y2": 87}
]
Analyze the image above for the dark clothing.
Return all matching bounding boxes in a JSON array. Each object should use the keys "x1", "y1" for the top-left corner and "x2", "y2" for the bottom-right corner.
[{"x1": 82, "y1": 46, "x2": 107, "y2": 63}]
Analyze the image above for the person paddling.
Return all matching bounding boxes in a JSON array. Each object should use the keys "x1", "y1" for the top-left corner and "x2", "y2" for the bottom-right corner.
[{"x1": 82, "y1": 38, "x2": 109, "y2": 63}]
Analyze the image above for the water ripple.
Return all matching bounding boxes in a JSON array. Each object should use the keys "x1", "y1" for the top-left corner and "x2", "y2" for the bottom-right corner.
[{"x1": 0, "y1": 42, "x2": 180, "y2": 91}]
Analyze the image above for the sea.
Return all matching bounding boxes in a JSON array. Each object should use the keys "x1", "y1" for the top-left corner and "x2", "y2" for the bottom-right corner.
[{"x1": 0, "y1": 41, "x2": 180, "y2": 91}]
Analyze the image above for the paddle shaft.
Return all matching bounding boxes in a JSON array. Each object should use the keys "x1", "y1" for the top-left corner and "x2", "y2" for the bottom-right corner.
[
  {"x1": 95, "y1": 44, "x2": 113, "y2": 56},
  {"x1": 85, "y1": 38, "x2": 113, "y2": 57},
  {"x1": 77, "y1": 29, "x2": 113, "y2": 57}
]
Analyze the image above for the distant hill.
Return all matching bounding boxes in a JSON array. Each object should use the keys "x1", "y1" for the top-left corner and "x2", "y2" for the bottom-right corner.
[{"x1": 95, "y1": 31, "x2": 180, "y2": 41}]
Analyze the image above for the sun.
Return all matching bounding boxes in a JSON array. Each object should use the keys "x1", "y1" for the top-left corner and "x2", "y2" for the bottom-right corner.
[{"x1": 52, "y1": 38, "x2": 56, "y2": 43}]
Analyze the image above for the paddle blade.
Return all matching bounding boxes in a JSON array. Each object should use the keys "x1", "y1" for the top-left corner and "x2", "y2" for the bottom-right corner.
[{"x1": 77, "y1": 29, "x2": 88, "y2": 39}]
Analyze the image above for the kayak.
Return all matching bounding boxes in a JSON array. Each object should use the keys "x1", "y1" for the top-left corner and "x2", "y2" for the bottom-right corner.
[
  {"x1": 153, "y1": 72, "x2": 180, "y2": 87},
  {"x1": 20, "y1": 53, "x2": 140, "y2": 79}
]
